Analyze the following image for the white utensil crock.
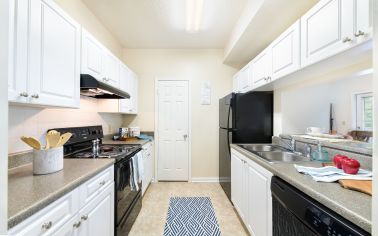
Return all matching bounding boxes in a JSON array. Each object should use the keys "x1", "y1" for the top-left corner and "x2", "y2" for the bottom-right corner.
[{"x1": 33, "y1": 146, "x2": 63, "y2": 175}]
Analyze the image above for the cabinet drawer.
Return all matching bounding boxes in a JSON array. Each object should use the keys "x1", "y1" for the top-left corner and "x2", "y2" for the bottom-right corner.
[
  {"x1": 79, "y1": 166, "x2": 114, "y2": 208},
  {"x1": 9, "y1": 189, "x2": 79, "y2": 236}
]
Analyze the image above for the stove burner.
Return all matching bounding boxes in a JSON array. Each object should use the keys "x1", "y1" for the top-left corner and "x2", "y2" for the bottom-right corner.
[
  {"x1": 102, "y1": 146, "x2": 114, "y2": 152},
  {"x1": 74, "y1": 152, "x2": 95, "y2": 158}
]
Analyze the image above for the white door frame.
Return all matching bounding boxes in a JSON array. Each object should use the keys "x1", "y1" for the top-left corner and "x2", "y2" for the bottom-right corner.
[
  {"x1": 0, "y1": 0, "x2": 11, "y2": 233},
  {"x1": 154, "y1": 78, "x2": 192, "y2": 182}
]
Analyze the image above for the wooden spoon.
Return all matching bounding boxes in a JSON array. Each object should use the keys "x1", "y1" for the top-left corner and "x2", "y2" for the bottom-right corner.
[
  {"x1": 46, "y1": 130, "x2": 61, "y2": 148},
  {"x1": 20, "y1": 136, "x2": 41, "y2": 150},
  {"x1": 56, "y1": 133, "x2": 72, "y2": 147}
]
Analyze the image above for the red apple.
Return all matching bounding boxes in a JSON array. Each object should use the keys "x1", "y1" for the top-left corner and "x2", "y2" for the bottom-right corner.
[
  {"x1": 342, "y1": 158, "x2": 360, "y2": 175},
  {"x1": 333, "y1": 154, "x2": 348, "y2": 169}
]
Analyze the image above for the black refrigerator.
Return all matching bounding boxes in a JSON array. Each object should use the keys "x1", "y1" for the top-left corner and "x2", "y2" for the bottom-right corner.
[{"x1": 219, "y1": 91, "x2": 273, "y2": 200}]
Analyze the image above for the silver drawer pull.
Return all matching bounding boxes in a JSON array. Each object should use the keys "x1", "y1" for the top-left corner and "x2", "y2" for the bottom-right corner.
[
  {"x1": 19, "y1": 92, "x2": 29, "y2": 97},
  {"x1": 81, "y1": 215, "x2": 89, "y2": 221},
  {"x1": 342, "y1": 37, "x2": 352, "y2": 43},
  {"x1": 73, "y1": 221, "x2": 81, "y2": 228},
  {"x1": 99, "y1": 180, "x2": 106, "y2": 186},
  {"x1": 354, "y1": 30, "x2": 365, "y2": 37},
  {"x1": 42, "y1": 221, "x2": 52, "y2": 230},
  {"x1": 31, "y1": 94, "x2": 39, "y2": 99}
]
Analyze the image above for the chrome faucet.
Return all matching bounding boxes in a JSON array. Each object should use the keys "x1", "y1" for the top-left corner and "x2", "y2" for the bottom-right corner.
[{"x1": 280, "y1": 137, "x2": 302, "y2": 155}]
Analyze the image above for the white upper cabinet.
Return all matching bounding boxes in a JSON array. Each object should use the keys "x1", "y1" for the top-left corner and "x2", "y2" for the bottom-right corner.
[
  {"x1": 232, "y1": 73, "x2": 241, "y2": 93},
  {"x1": 81, "y1": 30, "x2": 120, "y2": 88},
  {"x1": 102, "y1": 51, "x2": 120, "y2": 88},
  {"x1": 301, "y1": 0, "x2": 355, "y2": 67},
  {"x1": 238, "y1": 64, "x2": 253, "y2": 93},
  {"x1": 271, "y1": 20, "x2": 301, "y2": 80},
  {"x1": 354, "y1": 0, "x2": 372, "y2": 43},
  {"x1": 81, "y1": 29, "x2": 103, "y2": 80},
  {"x1": 9, "y1": 0, "x2": 80, "y2": 108},
  {"x1": 251, "y1": 47, "x2": 272, "y2": 89}
]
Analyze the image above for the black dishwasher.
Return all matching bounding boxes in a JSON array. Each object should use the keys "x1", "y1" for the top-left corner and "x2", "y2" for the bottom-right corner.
[{"x1": 271, "y1": 177, "x2": 370, "y2": 236}]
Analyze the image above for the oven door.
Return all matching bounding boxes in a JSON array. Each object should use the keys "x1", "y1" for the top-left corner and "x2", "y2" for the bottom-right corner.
[{"x1": 115, "y1": 152, "x2": 141, "y2": 225}]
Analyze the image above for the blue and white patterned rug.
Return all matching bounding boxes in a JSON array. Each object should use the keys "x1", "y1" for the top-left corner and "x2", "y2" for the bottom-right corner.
[{"x1": 163, "y1": 197, "x2": 221, "y2": 236}]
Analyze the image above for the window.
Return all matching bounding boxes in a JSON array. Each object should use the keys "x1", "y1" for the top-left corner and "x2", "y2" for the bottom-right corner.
[{"x1": 355, "y1": 92, "x2": 373, "y2": 131}]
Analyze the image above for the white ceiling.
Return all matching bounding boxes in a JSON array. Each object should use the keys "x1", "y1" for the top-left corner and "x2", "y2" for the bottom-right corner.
[{"x1": 82, "y1": 0, "x2": 248, "y2": 49}]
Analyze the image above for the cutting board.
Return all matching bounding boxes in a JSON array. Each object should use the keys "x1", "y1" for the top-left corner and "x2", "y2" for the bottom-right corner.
[{"x1": 322, "y1": 162, "x2": 372, "y2": 196}]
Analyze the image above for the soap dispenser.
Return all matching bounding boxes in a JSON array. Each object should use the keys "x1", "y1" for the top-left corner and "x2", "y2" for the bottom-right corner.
[{"x1": 311, "y1": 141, "x2": 329, "y2": 162}]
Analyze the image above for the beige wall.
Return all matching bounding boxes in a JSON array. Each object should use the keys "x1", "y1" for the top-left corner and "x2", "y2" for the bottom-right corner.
[
  {"x1": 122, "y1": 49, "x2": 237, "y2": 179},
  {"x1": 54, "y1": 0, "x2": 123, "y2": 58}
]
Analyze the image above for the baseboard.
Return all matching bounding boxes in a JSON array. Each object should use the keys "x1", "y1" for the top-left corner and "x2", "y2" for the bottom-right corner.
[{"x1": 191, "y1": 177, "x2": 219, "y2": 183}]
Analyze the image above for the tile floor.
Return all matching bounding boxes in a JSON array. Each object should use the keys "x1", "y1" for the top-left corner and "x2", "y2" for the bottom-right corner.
[{"x1": 129, "y1": 182, "x2": 248, "y2": 236}]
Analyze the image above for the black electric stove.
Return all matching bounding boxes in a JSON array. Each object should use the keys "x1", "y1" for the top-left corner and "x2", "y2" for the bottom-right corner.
[{"x1": 50, "y1": 125, "x2": 142, "y2": 236}]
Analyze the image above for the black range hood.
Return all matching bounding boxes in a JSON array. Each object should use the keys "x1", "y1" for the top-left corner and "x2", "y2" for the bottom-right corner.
[{"x1": 80, "y1": 74, "x2": 130, "y2": 99}]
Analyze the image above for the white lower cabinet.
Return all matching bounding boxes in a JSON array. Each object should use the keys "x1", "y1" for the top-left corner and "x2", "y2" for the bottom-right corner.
[
  {"x1": 231, "y1": 149, "x2": 272, "y2": 236},
  {"x1": 8, "y1": 166, "x2": 115, "y2": 236},
  {"x1": 142, "y1": 141, "x2": 154, "y2": 196}
]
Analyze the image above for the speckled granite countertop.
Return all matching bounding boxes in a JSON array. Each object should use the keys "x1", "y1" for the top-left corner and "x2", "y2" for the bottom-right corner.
[
  {"x1": 8, "y1": 159, "x2": 114, "y2": 229},
  {"x1": 231, "y1": 144, "x2": 372, "y2": 233}
]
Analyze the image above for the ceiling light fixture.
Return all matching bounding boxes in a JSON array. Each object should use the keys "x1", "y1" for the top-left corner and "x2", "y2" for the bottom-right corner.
[{"x1": 186, "y1": 0, "x2": 204, "y2": 33}]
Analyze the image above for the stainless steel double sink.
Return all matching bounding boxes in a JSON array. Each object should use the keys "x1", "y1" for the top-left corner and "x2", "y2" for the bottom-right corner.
[{"x1": 237, "y1": 144, "x2": 311, "y2": 163}]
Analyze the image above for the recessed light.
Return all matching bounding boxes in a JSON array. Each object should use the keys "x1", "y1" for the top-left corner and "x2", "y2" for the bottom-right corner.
[{"x1": 186, "y1": 0, "x2": 204, "y2": 33}]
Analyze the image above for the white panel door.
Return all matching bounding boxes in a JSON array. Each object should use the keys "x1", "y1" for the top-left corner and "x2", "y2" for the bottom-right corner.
[
  {"x1": 29, "y1": 0, "x2": 80, "y2": 108},
  {"x1": 157, "y1": 80, "x2": 189, "y2": 181},
  {"x1": 81, "y1": 29, "x2": 103, "y2": 80},
  {"x1": 252, "y1": 47, "x2": 272, "y2": 89},
  {"x1": 271, "y1": 20, "x2": 301, "y2": 80},
  {"x1": 8, "y1": 0, "x2": 29, "y2": 103},
  {"x1": 102, "y1": 51, "x2": 119, "y2": 88},
  {"x1": 53, "y1": 215, "x2": 79, "y2": 236},
  {"x1": 301, "y1": 0, "x2": 353, "y2": 67}
]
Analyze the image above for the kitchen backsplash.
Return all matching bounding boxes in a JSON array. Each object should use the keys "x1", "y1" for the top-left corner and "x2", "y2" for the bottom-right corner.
[{"x1": 9, "y1": 97, "x2": 123, "y2": 154}]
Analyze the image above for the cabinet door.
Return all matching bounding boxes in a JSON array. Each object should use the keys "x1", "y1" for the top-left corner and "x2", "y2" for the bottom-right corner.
[
  {"x1": 8, "y1": 0, "x2": 29, "y2": 103},
  {"x1": 102, "y1": 51, "x2": 120, "y2": 88},
  {"x1": 231, "y1": 153, "x2": 244, "y2": 219},
  {"x1": 129, "y1": 73, "x2": 138, "y2": 114},
  {"x1": 271, "y1": 20, "x2": 300, "y2": 80},
  {"x1": 355, "y1": 0, "x2": 372, "y2": 42},
  {"x1": 232, "y1": 73, "x2": 240, "y2": 93},
  {"x1": 247, "y1": 163, "x2": 273, "y2": 236},
  {"x1": 81, "y1": 29, "x2": 103, "y2": 80},
  {"x1": 29, "y1": 0, "x2": 80, "y2": 108},
  {"x1": 238, "y1": 65, "x2": 252, "y2": 93},
  {"x1": 53, "y1": 215, "x2": 79, "y2": 236},
  {"x1": 252, "y1": 47, "x2": 272, "y2": 89},
  {"x1": 119, "y1": 63, "x2": 131, "y2": 113},
  {"x1": 301, "y1": 0, "x2": 353, "y2": 67},
  {"x1": 78, "y1": 183, "x2": 114, "y2": 236}
]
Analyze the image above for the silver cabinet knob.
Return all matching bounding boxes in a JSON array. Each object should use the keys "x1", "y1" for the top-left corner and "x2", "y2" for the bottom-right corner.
[
  {"x1": 102, "y1": 77, "x2": 108, "y2": 82},
  {"x1": 99, "y1": 180, "x2": 106, "y2": 186},
  {"x1": 354, "y1": 30, "x2": 365, "y2": 37},
  {"x1": 267, "y1": 76, "x2": 271, "y2": 81},
  {"x1": 19, "y1": 92, "x2": 29, "y2": 97},
  {"x1": 183, "y1": 134, "x2": 188, "y2": 140},
  {"x1": 42, "y1": 221, "x2": 52, "y2": 230},
  {"x1": 73, "y1": 221, "x2": 81, "y2": 228},
  {"x1": 31, "y1": 94, "x2": 39, "y2": 99},
  {"x1": 342, "y1": 37, "x2": 352, "y2": 43},
  {"x1": 81, "y1": 215, "x2": 88, "y2": 221}
]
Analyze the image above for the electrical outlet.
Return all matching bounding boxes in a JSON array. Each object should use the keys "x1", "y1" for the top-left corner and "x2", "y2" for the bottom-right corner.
[{"x1": 108, "y1": 125, "x2": 113, "y2": 133}]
